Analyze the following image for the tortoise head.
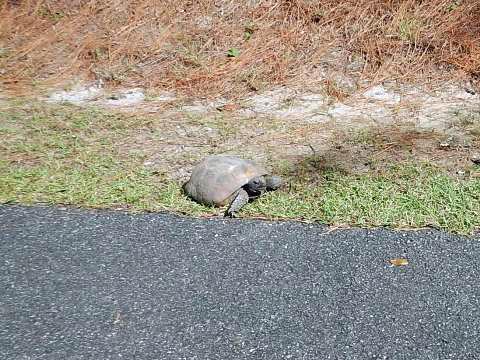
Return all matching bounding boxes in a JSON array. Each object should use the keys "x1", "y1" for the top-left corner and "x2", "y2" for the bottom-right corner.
[
  {"x1": 265, "y1": 175, "x2": 282, "y2": 191},
  {"x1": 243, "y1": 176, "x2": 267, "y2": 197}
]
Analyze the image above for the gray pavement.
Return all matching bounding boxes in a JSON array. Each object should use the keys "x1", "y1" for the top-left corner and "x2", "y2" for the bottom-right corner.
[{"x1": 1, "y1": 205, "x2": 479, "y2": 359}]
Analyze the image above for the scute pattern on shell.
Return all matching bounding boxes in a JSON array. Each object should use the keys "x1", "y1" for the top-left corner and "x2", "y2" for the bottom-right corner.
[{"x1": 184, "y1": 155, "x2": 268, "y2": 206}]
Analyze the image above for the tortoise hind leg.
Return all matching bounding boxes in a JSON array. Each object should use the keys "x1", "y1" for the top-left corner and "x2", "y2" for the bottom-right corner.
[{"x1": 224, "y1": 188, "x2": 249, "y2": 218}]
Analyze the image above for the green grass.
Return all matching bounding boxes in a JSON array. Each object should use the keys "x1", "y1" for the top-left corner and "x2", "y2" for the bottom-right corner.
[
  {"x1": 1, "y1": 100, "x2": 479, "y2": 234},
  {"x1": 245, "y1": 165, "x2": 480, "y2": 234},
  {"x1": 0, "y1": 100, "x2": 211, "y2": 214}
]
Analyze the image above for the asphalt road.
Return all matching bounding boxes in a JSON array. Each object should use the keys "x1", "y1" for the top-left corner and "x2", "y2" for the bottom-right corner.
[{"x1": 1, "y1": 205, "x2": 479, "y2": 360}]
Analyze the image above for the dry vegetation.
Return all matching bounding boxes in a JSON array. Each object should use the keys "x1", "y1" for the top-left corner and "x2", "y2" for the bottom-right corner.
[{"x1": 1, "y1": 0, "x2": 479, "y2": 98}]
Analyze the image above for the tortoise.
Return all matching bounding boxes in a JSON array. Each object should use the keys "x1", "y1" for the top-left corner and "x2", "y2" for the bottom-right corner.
[{"x1": 182, "y1": 155, "x2": 283, "y2": 217}]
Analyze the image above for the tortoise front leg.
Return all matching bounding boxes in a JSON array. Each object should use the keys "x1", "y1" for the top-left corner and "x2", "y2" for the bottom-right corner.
[{"x1": 224, "y1": 188, "x2": 250, "y2": 218}]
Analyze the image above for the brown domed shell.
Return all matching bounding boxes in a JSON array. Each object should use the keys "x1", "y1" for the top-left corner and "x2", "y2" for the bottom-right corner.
[{"x1": 183, "y1": 155, "x2": 268, "y2": 206}]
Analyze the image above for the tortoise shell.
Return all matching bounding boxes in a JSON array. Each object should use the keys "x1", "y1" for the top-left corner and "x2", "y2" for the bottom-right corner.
[{"x1": 183, "y1": 155, "x2": 268, "y2": 206}]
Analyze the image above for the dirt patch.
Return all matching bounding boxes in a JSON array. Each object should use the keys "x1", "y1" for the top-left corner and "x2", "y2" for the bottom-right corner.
[
  {"x1": 16, "y1": 75, "x2": 475, "y2": 184},
  {"x1": 101, "y1": 101, "x2": 479, "y2": 185},
  {"x1": 288, "y1": 125, "x2": 478, "y2": 181}
]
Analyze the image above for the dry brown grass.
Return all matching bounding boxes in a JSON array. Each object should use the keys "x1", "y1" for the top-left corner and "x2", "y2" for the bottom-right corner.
[{"x1": 1, "y1": 0, "x2": 479, "y2": 98}]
